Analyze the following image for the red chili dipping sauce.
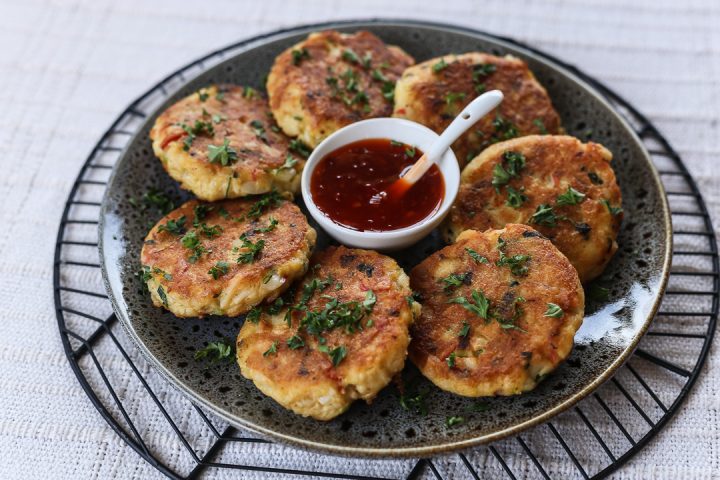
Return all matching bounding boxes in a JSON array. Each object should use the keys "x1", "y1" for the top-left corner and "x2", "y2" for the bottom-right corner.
[{"x1": 310, "y1": 138, "x2": 445, "y2": 232}]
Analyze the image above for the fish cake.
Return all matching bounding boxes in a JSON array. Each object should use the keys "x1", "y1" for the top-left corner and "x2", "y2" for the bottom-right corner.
[
  {"x1": 446, "y1": 135, "x2": 622, "y2": 283},
  {"x1": 409, "y1": 224, "x2": 584, "y2": 397},
  {"x1": 393, "y1": 52, "x2": 561, "y2": 165},
  {"x1": 150, "y1": 85, "x2": 303, "y2": 201},
  {"x1": 140, "y1": 194, "x2": 316, "y2": 318},
  {"x1": 267, "y1": 30, "x2": 415, "y2": 148},
  {"x1": 236, "y1": 246, "x2": 420, "y2": 420}
]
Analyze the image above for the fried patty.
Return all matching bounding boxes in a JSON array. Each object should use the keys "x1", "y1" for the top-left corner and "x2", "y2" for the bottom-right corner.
[
  {"x1": 140, "y1": 194, "x2": 316, "y2": 318},
  {"x1": 446, "y1": 135, "x2": 622, "y2": 283},
  {"x1": 393, "y1": 52, "x2": 561, "y2": 166},
  {"x1": 409, "y1": 224, "x2": 584, "y2": 397},
  {"x1": 267, "y1": 30, "x2": 415, "y2": 148},
  {"x1": 150, "y1": 85, "x2": 303, "y2": 201},
  {"x1": 236, "y1": 246, "x2": 420, "y2": 420}
]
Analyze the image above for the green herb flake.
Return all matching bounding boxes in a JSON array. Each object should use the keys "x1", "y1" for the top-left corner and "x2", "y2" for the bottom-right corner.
[
  {"x1": 208, "y1": 261, "x2": 229, "y2": 280},
  {"x1": 556, "y1": 186, "x2": 586, "y2": 206},
  {"x1": 399, "y1": 387, "x2": 428, "y2": 415},
  {"x1": 242, "y1": 86, "x2": 258, "y2": 98},
  {"x1": 158, "y1": 215, "x2": 187, "y2": 235},
  {"x1": 256, "y1": 217, "x2": 278, "y2": 233},
  {"x1": 320, "y1": 345, "x2": 347, "y2": 366},
  {"x1": 445, "y1": 91, "x2": 467, "y2": 106},
  {"x1": 441, "y1": 272, "x2": 472, "y2": 293},
  {"x1": 530, "y1": 203, "x2": 558, "y2": 227},
  {"x1": 246, "y1": 307, "x2": 262, "y2": 324},
  {"x1": 405, "y1": 146, "x2": 416, "y2": 159},
  {"x1": 287, "y1": 335, "x2": 305, "y2": 350},
  {"x1": 341, "y1": 48, "x2": 361, "y2": 65},
  {"x1": 181, "y1": 230, "x2": 207, "y2": 263},
  {"x1": 466, "y1": 247, "x2": 489, "y2": 264},
  {"x1": 533, "y1": 118, "x2": 548, "y2": 134},
  {"x1": 448, "y1": 289, "x2": 490, "y2": 319},
  {"x1": 247, "y1": 190, "x2": 283, "y2": 218},
  {"x1": 432, "y1": 58, "x2": 448, "y2": 73},
  {"x1": 236, "y1": 234, "x2": 265, "y2": 264},
  {"x1": 505, "y1": 186, "x2": 528, "y2": 208},
  {"x1": 263, "y1": 341, "x2": 279, "y2": 357},
  {"x1": 446, "y1": 415, "x2": 465, "y2": 427},
  {"x1": 157, "y1": 285, "x2": 168, "y2": 306},
  {"x1": 600, "y1": 199, "x2": 623, "y2": 216},
  {"x1": 208, "y1": 139, "x2": 238, "y2": 166},
  {"x1": 197, "y1": 89, "x2": 210, "y2": 102},
  {"x1": 459, "y1": 321, "x2": 471, "y2": 338},
  {"x1": 446, "y1": 351, "x2": 457, "y2": 368},
  {"x1": 291, "y1": 48, "x2": 310, "y2": 66},
  {"x1": 289, "y1": 139, "x2": 312, "y2": 158},
  {"x1": 544, "y1": 303, "x2": 564, "y2": 318},
  {"x1": 194, "y1": 340, "x2": 233, "y2": 363}
]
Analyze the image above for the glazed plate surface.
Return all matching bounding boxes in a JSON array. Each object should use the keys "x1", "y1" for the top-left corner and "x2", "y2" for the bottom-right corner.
[{"x1": 100, "y1": 20, "x2": 671, "y2": 456}]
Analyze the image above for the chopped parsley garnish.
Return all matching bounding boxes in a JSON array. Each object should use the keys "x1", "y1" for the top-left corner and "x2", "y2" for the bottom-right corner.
[
  {"x1": 342, "y1": 48, "x2": 361, "y2": 64},
  {"x1": 197, "y1": 89, "x2": 209, "y2": 102},
  {"x1": 588, "y1": 284, "x2": 610, "y2": 301},
  {"x1": 249, "y1": 119, "x2": 268, "y2": 143},
  {"x1": 432, "y1": 58, "x2": 448, "y2": 73},
  {"x1": 291, "y1": 48, "x2": 310, "y2": 65},
  {"x1": 193, "y1": 204, "x2": 213, "y2": 224},
  {"x1": 299, "y1": 276, "x2": 333, "y2": 306},
  {"x1": 445, "y1": 91, "x2": 467, "y2": 106},
  {"x1": 236, "y1": 234, "x2": 265, "y2": 264},
  {"x1": 556, "y1": 186, "x2": 586, "y2": 206},
  {"x1": 208, "y1": 139, "x2": 238, "y2": 166},
  {"x1": 492, "y1": 150, "x2": 526, "y2": 190},
  {"x1": 390, "y1": 139, "x2": 403, "y2": 147},
  {"x1": 256, "y1": 217, "x2": 278, "y2": 233},
  {"x1": 441, "y1": 272, "x2": 472, "y2": 293},
  {"x1": 491, "y1": 296, "x2": 527, "y2": 332},
  {"x1": 288, "y1": 139, "x2": 311, "y2": 158},
  {"x1": 459, "y1": 321, "x2": 471, "y2": 338},
  {"x1": 446, "y1": 351, "x2": 457, "y2": 368},
  {"x1": 399, "y1": 385, "x2": 429, "y2": 415},
  {"x1": 600, "y1": 199, "x2": 623, "y2": 216},
  {"x1": 242, "y1": 86, "x2": 258, "y2": 98},
  {"x1": 157, "y1": 285, "x2": 168, "y2": 306},
  {"x1": 263, "y1": 341, "x2": 278, "y2": 357},
  {"x1": 194, "y1": 340, "x2": 233, "y2": 363},
  {"x1": 247, "y1": 190, "x2": 283, "y2": 218},
  {"x1": 505, "y1": 186, "x2": 528, "y2": 208},
  {"x1": 448, "y1": 289, "x2": 490, "y2": 319},
  {"x1": 405, "y1": 146, "x2": 416, "y2": 158},
  {"x1": 446, "y1": 416, "x2": 465, "y2": 427},
  {"x1": 319, "y1": 345, "x2": 347, "y2": 366},
  {"x1": 218, "y1": 207, "x2": 230, "y2": 219},
  {"x1": 181, "y1": 230, "x2": 207, "y2": 263},
  {"x1": 496, "y1": 237, "x2": 531, "y2": 276},
  {"x1": 271, "y1": 154, "x2": 298, "y2": 175},
  {"x1": 286, "y1": 335, "x2": 305, "y2": 350},
  {"x1": 544, "y1": 303, "x2": 564, "y2": 318},
  {"x1": 533, "y1": 118, "x2": 548, "y2": 134},
  {"x1": 140, "y1": 188, "x2": 175, "y2": 214},
  {"x1": 215, "y1": 91, "x2": 225, "y2": 102},
  {"x1": 466, "y1": 247, "x2": 489, "y2": 264},
  {"x1": 246, "y1": 307, "x2": 262, "y2": 323},
  {"x1": 530, "y1": 203, "x2": 558, "y2": 227},
  {"x1": 179, "y1": 120, "x2": 214, "y2": 150},
  {"x1": 208, "y1": 261, "x2": 229, "y2": 279},
  {"x1": 197, "y1": 223, "x2": 223, "y2": 238},
  {"x1": 491, "y1": 114, "x2": 519, "y2": 142},
  {"x1": 472, "y1": 63, "x2": 496, "y2": 80},
  {"x1": 158, "y1": 215, "x2": 187, "y2": 235}
]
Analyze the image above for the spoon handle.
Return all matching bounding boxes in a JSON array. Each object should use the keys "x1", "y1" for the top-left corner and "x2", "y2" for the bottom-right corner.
[{"x1": 401, "y1": 90, "x2": 503, "y2": 185}]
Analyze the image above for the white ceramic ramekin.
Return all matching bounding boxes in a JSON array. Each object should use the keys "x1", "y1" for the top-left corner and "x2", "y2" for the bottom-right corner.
[{"x1": 300, "y1": 118, "x2": 460, "y2": 250}]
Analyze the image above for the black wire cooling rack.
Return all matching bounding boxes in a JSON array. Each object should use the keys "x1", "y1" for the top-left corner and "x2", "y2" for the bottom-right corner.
[{"x1": 54, "y1": 20, "x2": 718, "y2": 479}]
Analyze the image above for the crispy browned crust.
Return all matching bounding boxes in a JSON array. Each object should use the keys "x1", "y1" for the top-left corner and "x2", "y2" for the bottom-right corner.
[
  {"x1": 140, "y1": 197, "x2": 316, "y2": 317},
  {"x1": 409, "y1": 224, "x2": 584, "y2": 397},
  {"x1": 267, "y1": 30, "x2": 415, "y2": 147},
  {"x1": 236, "y1": 246, "x2": 419, "y2": 420},
  {"x1": 150, "y1": 85, "x2": 303, "y2": 200},
  {"x1": 446, "y1": 135, "x2": 622, "y2": 283},
  {"x1": 393, "y1": 53, "x2": 561, "y2": 165}
]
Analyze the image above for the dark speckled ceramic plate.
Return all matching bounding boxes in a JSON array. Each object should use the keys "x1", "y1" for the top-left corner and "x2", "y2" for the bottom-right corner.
[{"x1": 99, "y1": 20, "x2": 671, "y2": 457}]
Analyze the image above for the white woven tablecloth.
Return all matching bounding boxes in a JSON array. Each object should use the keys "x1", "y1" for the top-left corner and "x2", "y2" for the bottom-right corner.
[{"x1": 1, "y1": 0, "x2": 718, "y2": 478}]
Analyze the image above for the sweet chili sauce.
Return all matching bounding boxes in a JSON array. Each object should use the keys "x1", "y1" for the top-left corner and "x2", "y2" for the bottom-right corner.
[{"x1": 309, "y1": 138, "x2": 445, "y2": 231}]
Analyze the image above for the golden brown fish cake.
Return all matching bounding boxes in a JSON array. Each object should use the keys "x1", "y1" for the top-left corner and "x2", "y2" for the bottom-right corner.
[
  {"x1": 236, "y1": 246, "x2": 420, "y2": 420},
  {"x1": 150, "y1": 85, "x2": 303, "y2": 201},
  {"x1": 409, "y1": 224, "x2": 584, "y2": 397},
  {"x1": 140, "y1": 194, "x2": 316, "y2": 318},
  {"x1": 267, "y1": 30, "x2": 415, "y2": 148},
  {"x1": 393, "y1": 52, "x2": 561, "y2": 165},
  {"x1": 446, "y1": 135, "x2": 622, "y2": 283}
]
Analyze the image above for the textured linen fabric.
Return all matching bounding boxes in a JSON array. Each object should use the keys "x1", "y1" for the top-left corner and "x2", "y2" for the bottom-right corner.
[{"x1": 0, "y1": 0, "x2": 718, "y2": 478}]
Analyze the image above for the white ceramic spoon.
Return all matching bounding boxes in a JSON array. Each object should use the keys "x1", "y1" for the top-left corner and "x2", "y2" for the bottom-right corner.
[{"x1": 371, "y1": 89, "x2": 504, "y2": 203}]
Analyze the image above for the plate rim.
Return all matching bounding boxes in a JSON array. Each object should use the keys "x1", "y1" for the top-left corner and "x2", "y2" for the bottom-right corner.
[{"x1": 98, "y1": 18, "x2": 673, "y2": 457}]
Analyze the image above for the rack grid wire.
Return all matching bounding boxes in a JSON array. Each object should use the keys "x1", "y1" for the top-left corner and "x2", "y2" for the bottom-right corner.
[{"x1": 53, "y1": 20, "x2": 718, "y2": 480}]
